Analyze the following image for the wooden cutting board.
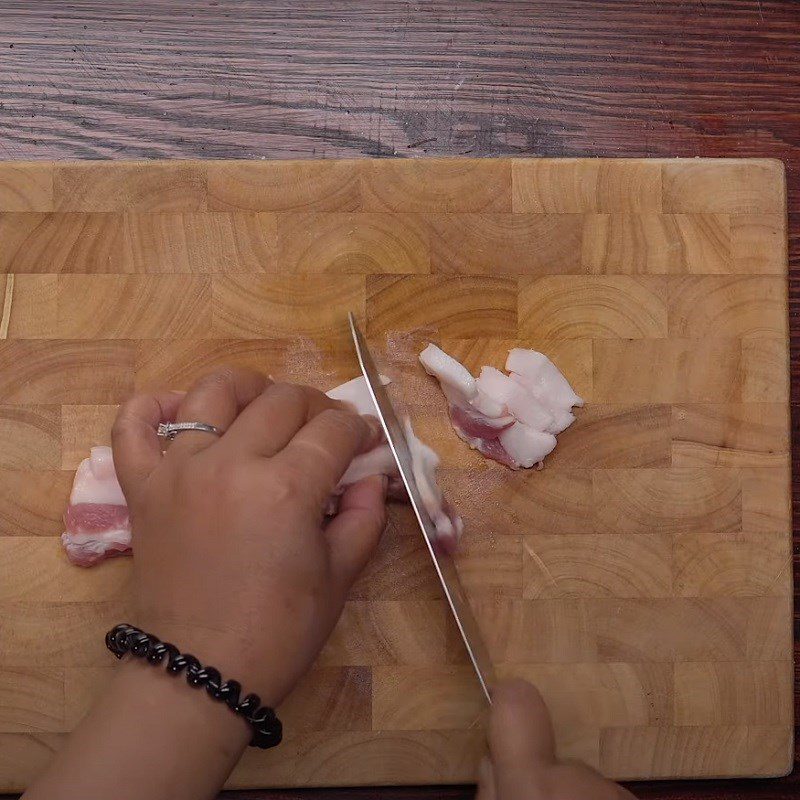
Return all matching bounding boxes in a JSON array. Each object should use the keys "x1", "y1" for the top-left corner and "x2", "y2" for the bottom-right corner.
[{"x1": 0, "y1": 157, "x2": 792, "y2": 790}]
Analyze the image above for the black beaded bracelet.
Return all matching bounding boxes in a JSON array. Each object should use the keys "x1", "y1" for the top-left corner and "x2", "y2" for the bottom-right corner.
[{"x1": 105, "y1": 623, "x2": 282, "y2": 749}]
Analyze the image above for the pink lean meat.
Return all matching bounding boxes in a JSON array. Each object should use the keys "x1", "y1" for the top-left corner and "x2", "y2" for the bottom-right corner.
[
  {"x1": 62, "y1": 376, "x2": 462, "y2": 566},
  {"x1": 420, "y1": 344, "x2": 582, "y2": 469}
]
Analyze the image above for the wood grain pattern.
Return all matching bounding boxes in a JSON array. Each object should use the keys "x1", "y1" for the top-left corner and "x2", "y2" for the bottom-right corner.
[
  {"x1": 668, "y1": 276, "x2": 788, "y2": 338},
  {"x1": 123, "y1": 212, "x2": 277, "y2": 274},
  {"x1": 671, "y1": 404, "x2": 789, "y2": 468},
  {"x1": 367, "y1": 275, "x2": 517, "y2": 337},
  {"x1": 581, "y1": 214, "x2": 730, "y2": 275},
  {"x1": 593, "y1": 469, "x2": 742, "y2": 535},
  {"x1": 523, "y1": 534, "x2": 673, "y2": 599},
  {"x1": 661, "y1": 161, "x2": 785, "y2": 215},
  {"x1": 277, "y1": 213, "x2": 429, "y2": 275},
  {"x1": 600, "y1": 725, "x2": 793, "y2": 780},
  {"x1": 0, "y1": 155, "x2": 790, "y2": 794},
  {"x1": 361, "y1": 159, "x2": 511, "y2": 213},
  {"x1": 0, "y1": 406, "x2": 60, "y2": 469},
  {"x1": 429, "y1": 214, "x2": 582, "y2": 274},
  {"x1": 0, "y1": 670, "x2": 64, "y2": 734},
  {"x1": 674, "y1": 662, "x2": 793, "y2": 726},
  {"x1": 513, "y1": 160, "x2": 662, "y2": 213},
  {"x1": 0, "y1": 471, "x2": 71, "y2": 538},
  {"x1": 212, "y1": 275, "x2": 364, "y2": 340},
  {"x1": 519, "y1": 276, "x2": 667, "y2": 340},
  {"x1": 593, "y1": 339, "x2": 744, "y2": 403},
  {"x1": 0, "y1": 341, "x2": 134, "y2": 404},
  {"x1": 0, "y1": 164, "x2": 53, "y2": 212},
  {"x1": 0, "y1": 275, "x2": 57, "y2": 337},
  {"x1": 208, "y1": 161, "x2": 360, "y2": 213},
  {"x1": 56, "y1": 276, "x2": 211, "y2": 339},
  {"x1": 673, "y1": 532, "x2": 790, "y2": 598},
  {"x1": 0, "y1": 213, "x2": 121, "y2": 274},
  {"x1": 54, "y1": 162, "x2": 206, "y2": 213},
  {"x1": 0, "y1": 539, "x2": 131, "y2": 602}
]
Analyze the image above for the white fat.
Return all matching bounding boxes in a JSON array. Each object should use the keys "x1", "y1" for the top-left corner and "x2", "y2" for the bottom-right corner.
[
  {"x1": 547, "y1": 409, "x2": 577, "y2": 436},
  {"x1": 61, "y1": 528, "x2": 132, "y2": 551},
  {"x1": 505, "y1": 382, "x2": 556, "y2": 431},
  {"x1": 338, "y1": 444, "x2": 398, "y2": 487},
  {"x1": 403, "y1": 419, "x2": 457, "y2": 541},
  {"x1": 326, "y1": 374, "x2": 390, "y2": 417},
  {"x1": 475, "y1": 366, "x2": 517, "y2": 406},
  {"x1": 70, "y1": 456, "x2": 127, "y2": 506},
  {"x1": 89, "y1": 446, "x2": 117, "y2": 480},
  {"x1": 506, "y1": 348, "x2": 583, "y2": 410},
  {"x1": 419, "y1": 344, "x2": 477, "y2": 406},
  {"x1": 471, "y1": 388, "x2": 506, "y2": 418},
  {"x1": 498, "y1": 423, "x2": 557, "y2": 469}
]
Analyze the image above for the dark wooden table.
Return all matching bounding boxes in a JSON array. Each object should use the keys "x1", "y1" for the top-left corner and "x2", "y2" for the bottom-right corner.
[{"x1": 1, "y1": 1, "x2": 797, "y2": 797}]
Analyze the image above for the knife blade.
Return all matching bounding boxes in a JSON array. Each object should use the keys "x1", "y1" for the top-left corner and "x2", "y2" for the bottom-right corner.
[{"x1": 348, "y1": 312, "x2": 495, "y2": 704}]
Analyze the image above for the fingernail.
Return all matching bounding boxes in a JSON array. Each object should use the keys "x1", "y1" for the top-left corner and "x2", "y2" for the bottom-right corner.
[{"x1": 169, "y1": 390, "x2": 187, "y2": 396}]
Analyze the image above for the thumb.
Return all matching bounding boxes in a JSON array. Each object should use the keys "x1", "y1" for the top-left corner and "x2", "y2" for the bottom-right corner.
[
  {"x1": 488, "y1": 678, "x2": 557, "y2": 793},
  {"x1": 325, "y1": 474, "x2": 387, "y2": 594}
]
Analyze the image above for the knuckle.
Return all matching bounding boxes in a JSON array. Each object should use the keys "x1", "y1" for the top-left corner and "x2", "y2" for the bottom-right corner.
[
  {"x1": 266, "y1": 466, "x2": 305, "y2": 503},
  {"x1": 196, "y1": 366, "x2": 236, "y2": 390},
  {"x1": 274, "y1": 381, "x2": 308, "y2": 409}
]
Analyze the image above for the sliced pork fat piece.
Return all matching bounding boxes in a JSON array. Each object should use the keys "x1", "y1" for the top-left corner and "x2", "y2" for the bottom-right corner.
[
  {"x1": 404, "y1": 421, "x2": 464, "y2": 554},
  {"x1": 498, "y1": 423, "x2": 557, "y2": 469},
  {"x1": 62, "y1": 446, "x2": 131, "y2": 567},
  {"x1": 327, "y1": 371, "x2": 463, "y2": 550},
  {"x1": 506, "y1": 348, "x2": 584, "y2": 413},
  {"x1": 420, "y1": 343, "x2": 581, "y2": 470},
  {"x1": 326, "y1": 374, "x2": 390, "y2": 416},
  {"x1": 419, "y1": 343, "x2": 477, "y2": 408}
]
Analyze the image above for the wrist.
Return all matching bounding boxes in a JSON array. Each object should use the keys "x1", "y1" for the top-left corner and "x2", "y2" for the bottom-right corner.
[
  {"x1": 135, "y1": 617, "x2": 290, "y2": 707},
  {"x1": 114, "y1": 657, "x2": 251, "y2": 753},
  {"x1": 23, "y1": 656, "x2": 250, "y2": 800}
]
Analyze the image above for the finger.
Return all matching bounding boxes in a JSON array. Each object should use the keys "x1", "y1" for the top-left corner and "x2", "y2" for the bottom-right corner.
[
  {"x1": 489, "y1": 679, "x2": 556, "y2": 772},
  {"x1": 222, "y1": 382, "x2": 343, "y2": 458},
  {"x1": 168, "y1": 367, "x2": 268, "y2": 458},
  {"x1": 111, "y1": 390, "x2": 185, "y2": 502},
  {"x1": 474, "y1": 756, "x2": 497, "y2": 800},
  {"x1": 549, "y1": 762, "x2": 639, "y2": 800},
  {"x1": 275, "y1": 408, "x2": 383, "y2": 505},
  {"x1": 325, "y1": 474, "x2": 387, "y2": 594}
]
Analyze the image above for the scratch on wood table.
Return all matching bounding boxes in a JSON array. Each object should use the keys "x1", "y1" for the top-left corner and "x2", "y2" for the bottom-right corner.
[
  {"x1": 0, "y1": 275, "x2": 15, "y2": 340},
  {"x1": 0, "y1": 1, "x2": 798, "y2": 798}
]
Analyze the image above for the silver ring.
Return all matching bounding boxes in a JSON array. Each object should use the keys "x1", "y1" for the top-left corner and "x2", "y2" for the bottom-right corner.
[{"x1": 157, "y1": 422, "x2": 223, "y2": 440}]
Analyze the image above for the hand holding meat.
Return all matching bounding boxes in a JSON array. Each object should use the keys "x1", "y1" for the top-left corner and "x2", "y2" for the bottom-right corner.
[{"x1": 112, "y1": 367, "x2": 387, "y2": 706}]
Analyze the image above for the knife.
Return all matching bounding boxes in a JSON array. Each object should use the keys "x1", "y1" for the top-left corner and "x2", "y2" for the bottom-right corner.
[{"x1": 348, "y1": 312, "x2": 495, "y2": 704}]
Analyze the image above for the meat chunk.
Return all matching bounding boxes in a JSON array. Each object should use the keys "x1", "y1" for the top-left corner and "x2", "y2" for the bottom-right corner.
[
  {"x1": 404, "y1": 420, "x2": 463, "y2": 553},
  {"x1": 420, "y1": 343, "x2": 581, "y2": 469},
  {"x1": 62, "y1": 447, "x2": 132, "y2": 567}
]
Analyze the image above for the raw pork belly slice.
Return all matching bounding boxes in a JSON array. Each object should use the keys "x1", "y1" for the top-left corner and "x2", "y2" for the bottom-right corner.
[
  {"x1": 63, "y1": 376, "x2": 462, "y2": 566},
  {"x1": 327, "y1": 375, "x2": 463, "y2": 551},
  {"x1": 62, "y1": 446, "x2": 131, "y2": 567},
  {"x1": 420, "y1": 344, "x2": 582, "y2": 469}
]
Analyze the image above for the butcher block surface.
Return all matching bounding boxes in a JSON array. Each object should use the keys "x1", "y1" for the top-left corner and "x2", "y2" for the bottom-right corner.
[{"x1": 0, "y1": 157, "x2": 791, "y2": 789}]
